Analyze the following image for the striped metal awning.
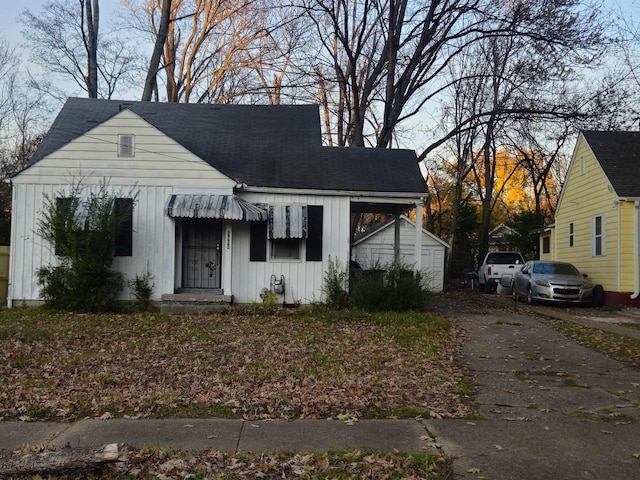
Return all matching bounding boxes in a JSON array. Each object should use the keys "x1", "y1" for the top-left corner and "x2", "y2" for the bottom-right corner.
[{"x1": 165, "y1": 194, "x2": 267, "y2": 221}]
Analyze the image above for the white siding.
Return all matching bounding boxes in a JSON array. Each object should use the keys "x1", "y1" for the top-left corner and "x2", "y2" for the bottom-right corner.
[
  {"x1": 231, "y1": 193, "x2": 351, "y2": 304},
  {"x1": 9, "y1": 110, "x2": 236, "y2": 306},
  {"x1": 9, "y1": 183, "x2": 179, "y2": 305},
  {"x1": 9, "y1": 109, "x2": 417, "y2": 306},
  {"x1": 352, "y1": 217, "x2": 447, "y2": 292},
  {"x1": 10, "y1": 186, "x2": 353, "y2": 305},
  {"x1": 12, "y1": 110, "x2": 237, "y2": 189}
]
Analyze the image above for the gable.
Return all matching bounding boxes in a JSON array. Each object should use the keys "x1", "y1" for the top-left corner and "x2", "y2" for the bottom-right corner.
[
  {"x1": 13, "y1": 109, "x2": 236, "y2": 189},
  {"x1": 556, "y1": 132, "x2": 614, "y2": 220},
  {"x1": 22, "y1": 98, "x2": 428, "y2": 195},
  {"x1": 353, "y1": 215, "x2": 449, "y2": 249},
  {"x1": 581, "y1": 130, "x2": 640, "y2": 198}
]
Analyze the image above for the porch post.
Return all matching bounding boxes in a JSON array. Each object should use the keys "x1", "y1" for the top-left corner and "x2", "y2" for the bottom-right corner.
[
  {"x1": 222, "y1": 224, "x2": 233, "y2": 295},
  {"x1": 414, "y1": 200, "x2": 423, "y2": 274}
]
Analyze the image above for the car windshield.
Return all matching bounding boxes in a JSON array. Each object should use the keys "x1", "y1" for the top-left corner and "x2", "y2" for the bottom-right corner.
[
  {"x1": 486, "y1": 252, "x2": 523, "y2": 264},
  {"x1": 532, "y1": 262, "x2": 580, "y2": 276}
]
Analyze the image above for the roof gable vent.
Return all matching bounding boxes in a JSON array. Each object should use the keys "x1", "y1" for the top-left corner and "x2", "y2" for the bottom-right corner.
[{"x1": 118, "y1": 134, "x2": 134, "y2": 157}]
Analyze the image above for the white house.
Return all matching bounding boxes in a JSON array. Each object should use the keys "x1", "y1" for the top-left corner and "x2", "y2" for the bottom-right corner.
[
  {"x1": 351, "y1": 215, "x2": 449, "y2": 292},
  {"x1": 9, "y1": 98, "x2": 428, "y2": 310}
]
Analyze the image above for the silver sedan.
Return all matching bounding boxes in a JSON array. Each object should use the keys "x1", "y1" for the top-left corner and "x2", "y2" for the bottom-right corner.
[{"x1": 513, "y1": 261, "x2": 593, "y2": 305}]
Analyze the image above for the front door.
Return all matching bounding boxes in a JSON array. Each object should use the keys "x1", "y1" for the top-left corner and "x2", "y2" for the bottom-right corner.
[{"x1": 182, "y1": 218, "x2": 222, "y2": 291}]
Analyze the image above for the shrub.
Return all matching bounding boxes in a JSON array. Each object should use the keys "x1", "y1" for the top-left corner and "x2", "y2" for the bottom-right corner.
[
  {"x1": 129, "y1": 267, "x2": 155, "y2": 312},
  {"x1": 350, "y1": 261, "x2": 430, "y2": 312},
  {"x1": 36, "y1": 181, "x2": 137, "y2": 312},
  {"x1": 321, "y1": 257, "x2": 350, "y2": 309}
]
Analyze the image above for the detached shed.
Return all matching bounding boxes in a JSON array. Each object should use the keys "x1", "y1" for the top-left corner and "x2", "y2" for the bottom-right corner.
[{"x1": 352, "y1": 215, "x2": 449, "y2": 292}]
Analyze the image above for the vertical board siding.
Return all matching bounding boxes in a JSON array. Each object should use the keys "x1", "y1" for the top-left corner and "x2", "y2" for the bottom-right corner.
[
  {"x1": 9, "y1": 183, "x2": 177, "y2": 304},
  {"x1": 555, "y1": 136, "x2": 619, "y2": 290},
  {"x1": 112, "y1": 186, "x2": 176, "y2": 301},
  {"x1": 232, "y1": 193, "x2": 351, "y2": 304}
]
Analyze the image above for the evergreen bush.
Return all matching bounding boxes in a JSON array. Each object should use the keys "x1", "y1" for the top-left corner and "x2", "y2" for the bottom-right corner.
[{"x1": 36, "y1": 182, "x2": 137, "y2": 312}]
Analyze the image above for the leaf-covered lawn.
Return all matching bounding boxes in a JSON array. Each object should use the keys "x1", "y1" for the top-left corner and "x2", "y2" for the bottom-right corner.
[
  {"x1": 6, "y1": 446, "x2": 451, "y2": 479},
  {"x1": 124, "y1": 448, "x2": 449, "y2": 479},
  {"x1": 0, "y1": 307, "x2": 472, "y2": 422},
  {"x1": 540, "y1": 317, "x2": 640, "y2": 368}
]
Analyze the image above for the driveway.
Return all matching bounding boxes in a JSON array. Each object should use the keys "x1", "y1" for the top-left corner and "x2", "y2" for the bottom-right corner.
[{"x1": 426, "y1": 291, "x2": 640, "y2": 479}]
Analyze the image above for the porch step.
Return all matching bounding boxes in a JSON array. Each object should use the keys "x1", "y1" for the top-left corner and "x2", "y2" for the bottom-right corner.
[{"x1": 160, "y1": 293, "x2": 232, "y2": 314}]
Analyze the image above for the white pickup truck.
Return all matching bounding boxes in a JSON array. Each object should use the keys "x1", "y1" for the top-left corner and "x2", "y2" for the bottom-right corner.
[{"x1": 478, "y1": 251, "x2": 525, "y2": 293}]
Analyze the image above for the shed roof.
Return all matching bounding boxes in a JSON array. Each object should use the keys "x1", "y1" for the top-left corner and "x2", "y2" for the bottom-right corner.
[
  {"x1": 582, "y1": 130, "x2": 640, "y2": 198},
  {"x1": 27, "y1": 98, "x2": 427, "y2": 195}
]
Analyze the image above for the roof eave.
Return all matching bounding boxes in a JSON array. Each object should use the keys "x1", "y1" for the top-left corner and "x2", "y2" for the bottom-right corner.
[{"x1": 238, "y1": 185, "x2": 428, "y2": 199}]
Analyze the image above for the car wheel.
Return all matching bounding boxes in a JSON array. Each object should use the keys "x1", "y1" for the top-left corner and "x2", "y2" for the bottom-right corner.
[
  {"x1": 592, "y1": 284, "x2": 604, "y2": 308},
  {"x1": 512, "y1": 285, "x2": 518, "y2": 302},
  {"x1": 527, "y1": 285, "x2": 535, "y2": 305}
]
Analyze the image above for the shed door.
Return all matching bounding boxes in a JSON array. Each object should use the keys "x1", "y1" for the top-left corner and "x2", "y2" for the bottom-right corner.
[{"x1": 182, "y1": 219, "x2": 222, "y2": 290}]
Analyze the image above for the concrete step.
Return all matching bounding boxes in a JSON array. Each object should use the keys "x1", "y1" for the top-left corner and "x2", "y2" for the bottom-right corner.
[{"x1": 160, "y1": 293, "x2": 232, "y2": 314}]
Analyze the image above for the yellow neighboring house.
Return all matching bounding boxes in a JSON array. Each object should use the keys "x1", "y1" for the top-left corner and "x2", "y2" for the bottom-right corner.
[{"x1": 549, "y1": 130, "x2": 640, "y2": 307}]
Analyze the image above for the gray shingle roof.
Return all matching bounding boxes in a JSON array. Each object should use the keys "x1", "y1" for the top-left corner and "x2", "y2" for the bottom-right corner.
[
  {"x1": 582, "y1": 130, "x2": 640, "y2": 198},
  {"x1": 26, "y1": 97, "x2": 427, "y2": 194}
]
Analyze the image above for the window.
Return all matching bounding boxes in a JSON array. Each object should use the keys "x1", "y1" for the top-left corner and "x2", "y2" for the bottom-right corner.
[
  {"x1": 268, "y1": 205, "x2": 307, "y2": 260},
  {"x1": 54, "y1": 197, "x2": 133, "y2": 257},
  {"x1": 250, "y1": 205, "x2": 323, "y2": 262},
  {"x1": 271, "y1": 238, "x2": 301, "y2": 260},
  {"x1": 542, "y1": 235, "x2": 550, "y2": 254},
  {"x1": 593, "y1": 215, "x2": 605, "y2": 256},
  {"x1": 569, "y1": 222, "x2": 574, "y2": 247},
  {"x1": 118, "y1": 134, "x2": 135, "y2": 157}
]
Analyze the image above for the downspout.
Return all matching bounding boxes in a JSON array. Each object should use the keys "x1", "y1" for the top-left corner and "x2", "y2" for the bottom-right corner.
[
  {"x1": 6, "y1": 179, "x2": 14, "y2": 308},
  {"x1": 631, "y1": 201, "x2": 640, "y2": 300}
]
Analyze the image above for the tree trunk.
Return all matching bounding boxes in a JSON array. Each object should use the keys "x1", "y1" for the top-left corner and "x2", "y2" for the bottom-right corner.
[
  {"x1": 0, "y1": 443, "x2": 127, "y2": 476},
  {"x1": 142, "y1": 0, "x2": 172, "y2": 102},
  {"x1": 85, "y1": 0, "x2": 100, "y2": 98}
]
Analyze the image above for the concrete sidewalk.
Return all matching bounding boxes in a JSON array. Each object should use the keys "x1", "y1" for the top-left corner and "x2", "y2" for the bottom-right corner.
[{"x1": 0, "y1": 418, "x2": 431, "y2": 454}]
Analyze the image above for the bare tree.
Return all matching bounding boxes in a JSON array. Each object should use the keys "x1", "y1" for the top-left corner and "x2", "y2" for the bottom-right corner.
[
  {"x1": 304, "y1": 0, "x2": 606, "y2": 154},
  {"x1": 0, "y1": 37, "x2": 50, "y2": 244},
  {"x1": 142, "y1": 0, "x2": 172, "y2": 101},
  {"x1": 20, "y1": 0, "x2": 139, "y2": 99},
  {"x1": 424, "y1": 0, "x2": 608, "y2": 266},
  {"x1": 127, "y1": 0, "x2": 275, "y2": 103},
  {"x1": 84, "y1": 0, "x2": 100, "y2": 98}
]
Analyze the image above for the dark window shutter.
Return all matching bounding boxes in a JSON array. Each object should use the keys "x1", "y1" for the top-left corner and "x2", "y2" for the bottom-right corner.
[
  {"x1": 306, "y1": 205, "x2": 323, "y2": 261},
  {"x1": 250, "y1": 221, "x2": 267, "y2": 262},
  {"x1": 114, "y1": 198, "x2": 133, "y2": 256}
]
